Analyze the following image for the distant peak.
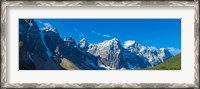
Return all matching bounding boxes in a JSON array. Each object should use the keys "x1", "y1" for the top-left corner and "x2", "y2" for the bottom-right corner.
[
  {"x1": 159, "y1": 48, "x2": 171, "y2": 53},
  {"x1": 101, "y1": 38, "x2": 119, "y2": 44},
  {"x1": 41, "y1": 24, "x2": 58, "y2": 33},
  {"x1": 41, "y1": 26, "x2": 50, "y2": 31},
  {"x1": 95, "y1": 38, "x2": 122, "y2": 48},
  {"x1": 64, "y1": 36, "x2": 75, "y2": 42},
  {"x1": 79, "y1": 38, "x2": 89, "y2": 49},
  {"x1": 80, "y1": 38, "x2": 89, "y2": 44},
  {"x1": 124, "y1": 40, "x2": 137, "y2": 48},
  {"x1": 146, "y1": 46, "x2": 157, "y2": 50},
  {"x1": 49, "y1": 28, "x2": 58, "y2": 33},
  {"x1": 80, "y1": 38, "x2": 87, "y2": 42},
  {"x1": 112, "y1": 38, "x2": 118, "y2": 41},
  {"x1": 160, "y1": 48, "x2": 166, "y2": 50}
]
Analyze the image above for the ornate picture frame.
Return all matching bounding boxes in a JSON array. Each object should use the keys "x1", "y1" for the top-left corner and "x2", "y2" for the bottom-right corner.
[{"x1": 1, "y1": 1, "x2": 199, "y2": 89}]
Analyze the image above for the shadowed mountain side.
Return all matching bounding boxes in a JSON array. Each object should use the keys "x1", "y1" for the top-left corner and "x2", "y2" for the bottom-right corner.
[
  {"x1": 19, "y1": 19, "x2": 178, "y2": 70},
  {"x1": 19, "y1": 19, "x2": 105, "y2": 70}
]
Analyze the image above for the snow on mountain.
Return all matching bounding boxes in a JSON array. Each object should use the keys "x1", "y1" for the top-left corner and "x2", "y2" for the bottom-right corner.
[
  {"x1": 40, "y1": 30, "x2": 52, "y2": 57},
  {"x1": 19, "y1": 19, "x2": 174, "y2": 70},
  {"x1": 93, "y1": 38, "x2": 120, "y2": 50},
  {"x1": 125, "y1": 41, "x2": 173, "y2": 67},
  {"x1": 64, "y1": 36, "x2": 77, "y2": 47},
  {"x1": 124, "y1": 40, "x2": 136, "y2": 48},
  {"x1": 86, "y1": 38, "x2": 152, "y2": 69},
  {"x1": 28, "y1": 54, "x2": 34, "y2": 62},
  {"x1": 87, "y1": 38, "x2": 128, "y2": 69},
  {"x1": 19, "y1": 19, "x2": 63, "y2": 70},
  {"x1": 79, "y1": 38, "x2": 89, "y2": 50},
  {"x1": 86, "y1": 38, "x2": 173, "y2": 69},
  {"x1": 88, "y1": 38, "x2": 121, "y2": 55},
  {"x1": 41, "y1": 25, "x2": 58, "y2": 33},
  {"x1": 125, "y1": 40, "x2": 145, "y2": 54},
  {"x1": 39, "y1": 24, "x2": 61, "y2": 58},
  {"x1": 166, "y1": 47, "x2": 181, "y2": 56}
]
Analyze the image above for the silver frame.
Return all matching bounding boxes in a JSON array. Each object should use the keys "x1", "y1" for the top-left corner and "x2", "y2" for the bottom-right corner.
[{"x1": 1, "y1": 1, "x2": 199, "y2": 89}]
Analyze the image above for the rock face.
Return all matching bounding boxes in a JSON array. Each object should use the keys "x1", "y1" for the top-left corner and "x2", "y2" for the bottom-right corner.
[
  {"x1": 87, "y1": 38, "x2": 151, "y2": 69},
  {"x1": 19, "y1": 19, "x2": 174, "y2": 70},
  {"x1": 19, "y1": 19, "x2": 103, "y2": 70},
  {"x1": 87, "y1": 38, "x2": 150, "y2": 69},
  {"x1": 78, "y1": 38, "x2": 89, "y2": 50},
  {"x1": 88, "y1": 38, "x2": 127, "y2": 69},
  {"x1": 53, "y1": 38, "x2": 102, "y2": 70},
  {"x1": 19, "y1": 19, "x2": 62, "y2": 70},
  {"x1": 126, "y1": 41, "x2": 173, "y2": 67}
]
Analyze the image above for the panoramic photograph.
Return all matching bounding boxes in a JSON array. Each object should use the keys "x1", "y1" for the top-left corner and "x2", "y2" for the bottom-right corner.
[{"x1": 19, "y1": 19, "x2": 181, "y2": 70}]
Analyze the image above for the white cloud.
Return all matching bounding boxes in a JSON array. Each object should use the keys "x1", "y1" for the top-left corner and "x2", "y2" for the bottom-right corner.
[
  {"x1": 35, "y1": 20, "x2": 51, "y2": 28},
  {"x1": 44, "y1": 23, "x2": 52, "y2": 28},
  {"x1": 91, "y1": 30, "x2": 101, "y2": 36},
  {"x1": 123, "y1": 40, "x2": 136, "y2": 48},
  {"x1": 74, "y1": 29, "x2": 85, "y2": 38},
  {"x1": 80, "y1": 33, "x2": 85, "y2": 37},
  {"x1": 103, "y1": 35, "x2": 110, "y2": 38},
  {"x1": 91, "y1": 30, "x2": 111, "y2": 38},
  {"x1": 167, "y1": 47, "x2": 181, "y2": 55}
]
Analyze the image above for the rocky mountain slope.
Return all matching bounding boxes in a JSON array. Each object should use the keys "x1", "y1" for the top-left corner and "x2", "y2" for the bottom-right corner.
[
  {"x1": 19, "y1": 19, "x2": 174, "y2": 70},
  {"x1": 125, "y1": 41, "x2": 173, "y2": 67},
  {"x1": 143, "y1": 53, "x2": 181, "y2": 70}
]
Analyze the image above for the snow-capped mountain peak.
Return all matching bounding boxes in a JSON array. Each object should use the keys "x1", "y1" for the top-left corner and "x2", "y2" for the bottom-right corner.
[
  {"x1": 64, "y1": 36, "x2": 75, "y2": 42},
  {"x1": 80, "y1": 38, "x2": 87, "y2": 42},
  {"x1": 41, "y1": 25, "x2": 58, "y2": 33},
  {"x1": 64, "y1": 36, "x2": 76, "y2": 47},
  {"x1": 160, "y1": 48, "x2": 166, "y2": 51},
  {"x1": 79, "y1": 38, "x2": 89, "y2": 49},
  {"x1": 95, "y1": 38, "x2": 120, "y2": 48},
  {"x1": 19, "y1": 19, "x2": 174, "y2": 70},
  {"x1": 125, "y1": 41, "x2": 173, "y2": 67},
  {"x1": 112, "y1": 38, "x2": 119, "y2": 41},
  {"x1": 124, "y1": 40, "x2": 137, "y2": 48}
]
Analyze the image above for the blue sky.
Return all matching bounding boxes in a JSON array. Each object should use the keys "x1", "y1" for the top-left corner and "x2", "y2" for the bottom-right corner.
[{"x1": 34, "y1": 19, "x2": 181, "y2": 55}]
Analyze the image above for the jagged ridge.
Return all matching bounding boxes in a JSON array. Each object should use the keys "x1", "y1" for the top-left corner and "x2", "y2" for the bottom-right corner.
[{"x1": 19, "y1": 19, "x2": 174, "y2": 70}]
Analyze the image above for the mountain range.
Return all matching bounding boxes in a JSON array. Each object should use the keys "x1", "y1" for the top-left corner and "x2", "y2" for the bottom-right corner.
[{"x1": 19, "y1": 19, "x2": 174, "y2": 70}]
